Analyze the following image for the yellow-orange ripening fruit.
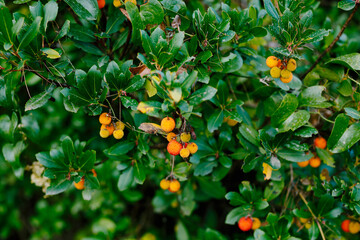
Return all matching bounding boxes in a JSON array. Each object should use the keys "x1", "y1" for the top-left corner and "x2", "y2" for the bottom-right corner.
[
  {"x1": 287, "y1": 59, "x2": 297, "y2": 71},
  {"x1": 101, "y1": 124, "x2": 115, "y2": 135},
  {"x1": 314, "y1": 137, "x2": 327, "y2": 149},
  {"x1": 252, "y1": 218, "x2": 261, "y2": 230},
  {"x1": 341, "y1": 219, "x2": 350, "y2": 232},
  {"x1": 113, "y1": 129, "x2": 124, "y2": 139},
  {"x1": 74, "y1": 178, "x2": 85, "y2": 190},
  {"x1": 99, "y1": 113, "x2": 112, "y2": 125},
  {"x1": 238, "y1": 216, "x2": 253, "y2": 231},
  {"x1": 167, "y1": 132, "x2": 176, "y2": 142},
  {"x1": 113, "y1": 0, "x2": 122, "y2": 7},
  {"x1": 266, "y1": 56, "x2": 279, "y2": 68},
  {"x1": 227, "y1": 119, "x2": 238, "y2": 127},
  {"x1": 280, "y1": 73, "x2": 293, "y2": 83},
  {"x1": 305, "y1": 222, "x2": 312, "y2": 229},
  {"x1": 160, "y1": 179, "x2": 170, "y2": 190},
  {"x1": 281, "y1": 69, "x2": 292, "y2": 79},
  {"x1": 180, "y1": 148, "x2": 190, "y2": 158},
  {"x1": 349, "y1": 221, "x2": 360, "y2": 234},
  {"x1": 186, "y1": 142, "x2": 198, "y2": 154},
  {"x1": 97, "y1": 0, "x2": 105, "y2": 9},
  {"x1": 161, "y1": 117, "x2": 176, "y2": 132},
  {"x1": 299, "y1": 218, "x2": 309, "y2": 224},
  {"x1": 169, "y1": 180, "x2": 180, "y2": 193},
  {"x1": 100, "y1": 129, "x2": 110, "y2": 138},
  {"x1": 180, "y1": 132, "x2": 191, "y2": 143},
  {"x1": 114, "y1": 121, "x2": 125, "y2": 130},
  {"x1": 309, "y1": 157, "x2": 321, "y2": 168},
  {"x1": 167, "y1": 140, "x2": 182, "y2": 155},
  {"x1": 270, "y1": 67, "x2": 281, "y2": 78},
  {"x1": 297, "y1": 160, "x2": 309, "y2": 168}
]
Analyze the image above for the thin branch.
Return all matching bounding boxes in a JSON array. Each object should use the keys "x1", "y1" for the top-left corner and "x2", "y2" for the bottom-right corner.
[{"x1": 302, "y1": 1, "x2": 360, "y2": 77}]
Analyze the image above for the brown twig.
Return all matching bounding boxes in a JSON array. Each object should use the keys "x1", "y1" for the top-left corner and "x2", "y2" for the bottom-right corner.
[
  {"x1": 24, "y1": 66, "x2": 70, "y2": 88},
  {"x1": 302, "y1": 1, "x2": 360, "y2": 77}
]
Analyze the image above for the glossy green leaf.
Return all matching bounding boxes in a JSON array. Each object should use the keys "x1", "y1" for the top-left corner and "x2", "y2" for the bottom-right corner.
[
  {"x1": 43, "y1": 1, "x2": 58, "y2": 31},
  {"x1": 326, "y1": 53, "x2": 360, "y2": 71},
  {"x1": 17, "y1": 16, "x2": 42, "y2": 50},
  {"x1": 63, "y1": 0, "x2": 99, "y2": 21},
  {"x1": 330, "y1": 123, "x2": 360, "y2": 153},
  {"x1": 0, "y1": 4, "x2": 13, "y2": 44},
  {"x1": 327, "y1": 114, "x2": 349, "y2": 150},
  {"x1": 118, "y1": 167, "x2": 134, "y2": 191},
  {"x1": 25, "y1": 85, "x2": 55, "y2": 111}
]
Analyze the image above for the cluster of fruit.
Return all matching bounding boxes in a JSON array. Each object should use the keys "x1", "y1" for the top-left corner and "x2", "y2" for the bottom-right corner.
[
  {"x1": 341, "y1": 219, "x2": 360, "y2": 234},
  {"x1": 161, "y1": 117, "x2": 198, "y2": 158},
  {"x1": 159, "y1": 179, "x2": 181, "y2": 193},
  {"x1": 99, "y1": 113, "x2": 126, "y2": 140},
  {"x1": 74, "y1": 169, "x2": 97, "y2": 190},
  {"x1": 266, "y1": 56, "x2": 297, "y2": 83},
  {"x1": 297, "y1": 217, "x2": 313, "y2": 229},
  {"x1": 237, "y1": 216, "x2": 261, "y2": 231},
  {"x1": 297, "y1": 136, "x2": 326, "y2": 168},
  {"x1": 113, "y1": 0, "x2": 136, "y2": 7}
]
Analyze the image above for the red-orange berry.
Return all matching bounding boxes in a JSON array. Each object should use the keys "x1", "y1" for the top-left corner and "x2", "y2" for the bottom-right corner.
[
  {"x1": 238, "y1": 216, "x2": 253, "y2": 231},
  {"x1": 342, "y1": 219, "x2": 350, "y2": 232},
  {"x1": 314, "y1": 137, "x2": 327, "y2": 149},
  {"x1": 167, "y1": 140, "x2": 182, "y2": 156}
]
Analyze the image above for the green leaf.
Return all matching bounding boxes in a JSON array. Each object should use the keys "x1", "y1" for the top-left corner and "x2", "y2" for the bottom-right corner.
[
  {"x1": 126, "y1": 1, "x2": 145, "y2": 43},
  {"x1": 54, "y1": 20, "x2": 70, "y2": 41},
  {"x1": 63, "y1": 0, "x2": 99, "y2": 21},
  {"x1": 197, "y1": 177, "x2": 226, "y2": 199},
  {"x1": 271, "y1": 94, "x2": 298, "y2": 127},
  {"x1": 338, "y1": 0, "x2": 356, "y2": 11},
  {"x1": 79, "y1": 150, "x2": 96, "y2": 170},
  {"x1": 46, "y1": 178, "x2": 72, "y2": 195},
  {"x1": 43, "y1": 1, "x2": 58, "y2": 31},
  {"x1": 25, "y1": 85, "x2": 55, "y2": 111},
  {"x1": 316, "y1": 148, "x2": 335, "y2": 167},
  {"x1": 104, "y1": 141, "x2": 136, "y2": 158},
  {"x1": 277, "y1": 149, "x2": 313, "y2": 162},
  {"x1": 118, "y1": 167, "x2": 134, "y2": 191},
  {"x1": 36, "y1": 152, "x2": 66, "y2": 169},
  {"x1": 344, "y1": 107, "x2": 360, "y2": 120},
  {"x1": 125, "y1": 76, "x2": 145, "y2": 92},
  {"x1": 303, "y1": 29, "x2": 331, "y2": 44},
  {"x1": 62, "y1": 136, "x2": 76, "y2": 166},
  {"x1": 17, "y1": 16, "x2": 42, "y2": 50},
  {"x1": 327, "y1": 114, "x2": 349, "y2": 150},
  {"x1": 133, "y1": 161, "x2": 146, "y2": 184},
  {"x1": 0, "y1": 4, "x2": 13, "y2": 44},
  {"x1": 225, "y1": 206, "x2": 252, "y2": 224},
  {"x1": 299, "y1": 86, "x2": 331, "y2": 108},
  {"x1": 330, "y1": 123, "x2": 360, "y2": 153},
  {"x1": 278, "y1": 110, "x2": 310, "y2": 133},
  {"x1": 217, "y1": 80, "x2": 228, "y2": 105},
  {"x1": 188, "y1": 86, "x2": 217, "y2": 105},
  {"x1": 207, "y1": 109, "x2": 224, "y2": 133},
  {"x1": 294, "y1": 126, "x2": 318, "y2": 138},
  {"x1": 326, "y1": 53, "x2": 360, "y2": 71},
  {"x1": 264, "y1": 0, "x2": 280, "y2": 20},
  {"x1": 140, "y1": 0, "x2": 164, "y2": 25},
  {"x1": 239, "y1": 124, "x2": 260, "y2": 146},
  {"x1": 68, "y1": 24, "x2": 96, "y2": 43},
  {"x1": 194, "y1": 161, "x2": 218, "y2": 176},
  {"x1": 225, "y1": 192, "x2": 246, "y2": 206}
]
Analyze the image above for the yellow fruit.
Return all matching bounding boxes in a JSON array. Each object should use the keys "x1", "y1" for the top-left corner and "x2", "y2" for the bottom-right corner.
[
  {"x1": 180, "y1": 148, "x2": 190, "y2": 158},
  {"x1": 287, "y1": 59, "x2": 297, "y2": 72},
  {"x1": 74, "y1": 178, "x2": 85, "y2": 190},
  {"x1": 227, "y1": 119, "x2": 238, "y2": 127},
  {"x1": 297, "y1": 160, "x2": 309, "y2": 168},
  {"x1": 281, "y1": 69, "x2": 292, "y2": 79},
  {"x1": 299, "y1": 218, "x2": 309, "y2": 224},
  {"x1": 305, "y1": 222, "x2": 312, "y2": 229},
  {"x1": 266, "y1": 56, "x2": 279, "y2": 68},
  {"x1": 252, "y1": 217, "x2": 261, "y2": 230},
  {"x1": 160, "y1": 179, "x2": 170, "y2": 190},
  {"x1": 113, "y1": 0, "x2": 121, "y2": 7},
  {"x1": 180, "y1": 132, "x2": 191, "y2": 143},
  {"x1": 167, "y1": 132, "x2": 176, "y2": 142},
  {"x1": 280, "y1": 72, "x2": 293, "y2": 83},
  {"x1": 169, "y1": 180, "x2": 180, "y2": 192},
  {"x1": 114, "y1": 121, "x2": 125, "y2": 130},
  {"x1": 99, "y1": 113, "x2": 112, "y2": 125},
  {"x1": 101, "y1": 124, "x2": 115, "y2": 135},
  {"x1": 113, "y1": 129, "x2": 124, "y2": 139},
  {"x1": 349, "y1": 221, "x2": 360, "y2": 234},
  {"x1": 100, "y1": 129, "x2": 110, "y2": 138},
  {"x1": 161, "y1": 117, "x2": 176, "y2": 132},
  {"x1": 270, "y1": 67, "x2": 281, "y2": 78},
  {"x1": 186, "y1": 142, "x2": 198, "y2": 154}
]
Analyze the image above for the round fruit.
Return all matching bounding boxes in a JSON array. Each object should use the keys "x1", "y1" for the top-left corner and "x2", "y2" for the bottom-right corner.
[
  {"x1": 252, "y1": 217, "x2": 261, "y2": 230},
  {"x1": 74, "y1": 178, "x2": 85, "y2": 190},
  {"x1": 160, "y1": 179, "x2": 170, "y2": 190},
  {"x1": 100, "y1": 129, "x2": 110, "y2": 138},
  {"x1": 349, "y1": 221, "x2": 360, "y2": 234},
  {"x1": 180, "y1": 148, "x2": 190, "y2": 158},
  {"x1": 167, "y1": 132, "x2": 177, "y2": 142},
  {"x1": 113, "y1": 129, "x2": 124, "y2": 139},
  {"x1": 101, "y1": 124, "x2": 115, "y2": 135},
  {"x1": 187, "y1": 142, "x2": 198, "y2": 154},
  {"x1": 309, "y1": 157, "x2": 321, "y2": 168},
  {"x1": 167, "y1": 140, "x2": 182, "y2": 156},
  {"x1": 180, "y1": 132, "x2": 191, "y2": 143},
  {"x1": 114, "y1": 121, "x2": 125, "y2": 130},
  {"x1": 161, "y1": 117, "x2": 176, "y2": 132},
  {"x1": 227, "y1": 119, "x2": 238, "y2": 127},
  {"x1": 169, "y1": 180, "x2": 180, "y2": 192},
  {"x1": 299, "y1": 218, "x2": 309, "y2": 224},
  {"x1": 99, "y1": 113, "x2": 111, "y2": 125},
  {"x1": 297, "y1": 160, "x2": 309, "y2": 168},
  {"x1": 270, "y1": 67, "x2": 281, "y2": 78},
  {"x1": 281, "y1": 69, "x2": 292, "y2": 79},
  {"x1": 305, "y1": 222, "x2": 312, "y2": 229},
  {"x1": 91, "y1": 169, "x2": 97, "y2": 177},
  {"x1": 238, "y1": 216, "x2": 253, "y2": 231},
  {"x1": 341, "y1": 219, "x2": 350, "y2": 232},
  {"x1": 97, "y1": 0, "x2": 105, "y2": 9},
  {"x1": 314, "y1": 137, "x2": 327, "y2": 149},
  {"x1": 287, "y1": 59, "x2": 297, "y2": 71},
  {"x1": 266, "y1": 56, "x2": 279, "y2": 68},
  {"x1": 280, "y1": 73, "x2": 293, "y2": 83},
  {"x1": 113, "y1": 0, "x2": 121, "y2": 7}
]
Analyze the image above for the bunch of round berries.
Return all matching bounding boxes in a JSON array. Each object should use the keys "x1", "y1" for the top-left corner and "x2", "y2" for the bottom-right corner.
[
  {"x1": 99, "y1": 113, "x2": 126, "y2": 140},
  {"x1": 160, "y1": 117, "x2": 198, "y2": 158},
  {"x1": 266, "y1": 56, "x2": 297, "y2": 83},
  {"x1": 159, "y1": 178, "x2": 181, "y2": 193},
  {"x1": 342, "y1": 219, "x2": 360, "y2": 234},
  {"x1": 238, "y1": 216, "x2": 261, "y2": 231},
  {"x1": 297, "y1": 136, "x2": 326, "y2": 168}
]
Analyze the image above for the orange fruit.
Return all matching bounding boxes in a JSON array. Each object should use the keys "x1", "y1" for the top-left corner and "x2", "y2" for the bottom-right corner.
[
  {"x1": 266, "y1": 56, "x2": 279, "y2": 68},
  {"x1": 169, "y1": 180, "x2": 180, "y2": 192},
  {"x1": 74, "y1": 178, "x2": 85, "y2": 190},
  {"x1": 99, "y1": 113, "x2": 111, "y2": 125},
  {"x1": 166, "y1": 132, "x2": 176, "y2": 142},
  {"x1": 309, "y1": 157, "x2": 321, "y2": 168},
  {"x1": 252, "y1": 217, "x2": 261, "y2": 230},
  {"x1": 101, "y1": 124, "x2": 115, "y2": 135},
  {"x1": 97, "y1": 0, "x2": 105, "y2": 9},
  {"x1": 167, "y1": 140, "x2": 182, "y2": 156},
  {"x1": 161, "y1": 117, "x2": 175, "y2": 132},
  {"x1": 160, "y1": 179, "x2": 170, "y2": 190},
  {"x1": 186, "y1": 142, "x2": 198, "y2": 154},
  {"x1": 314, "y1": 137, "x2": 327, "y2": 149},
  {"x1": 280, "y1": 74, "x2": 293, "y2": 83},
  {"x1": 238, "y1": 216, "x2": 253, "y2": 231},
  {"x1": 180, "y1": 148, "x2": 190, "y2": 158},
  {"x1": 297, "y1": 160, "x2": 309, "y2": 168},
  {"x1": 349, "y1": 221, "x2": 360, "y2": 234},
  {"x1": 341, "y1": 219, "x2": 350, "y2": 232}
]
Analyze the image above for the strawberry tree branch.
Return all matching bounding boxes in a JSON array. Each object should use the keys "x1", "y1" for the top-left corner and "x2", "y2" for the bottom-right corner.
[{"x1": 302, "y1": 0, "x2": 360, "y2": 77}]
